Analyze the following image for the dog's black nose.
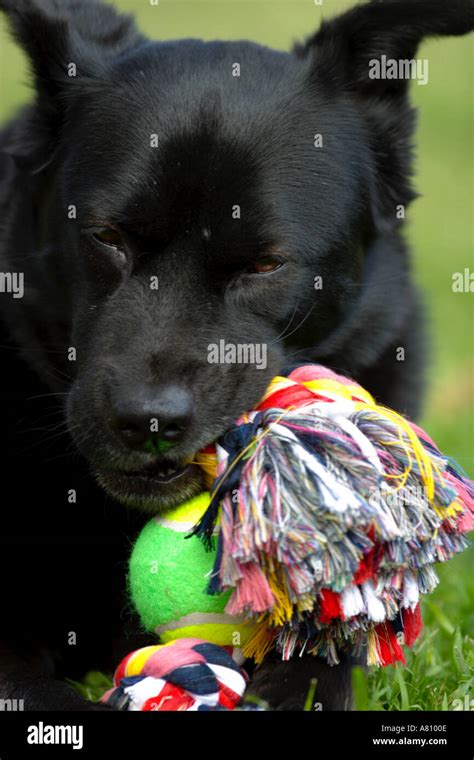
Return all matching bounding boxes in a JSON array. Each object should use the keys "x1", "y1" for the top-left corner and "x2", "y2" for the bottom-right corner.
[{"x1": 111, "y1": 383, "x2": 193, "y2": 452}]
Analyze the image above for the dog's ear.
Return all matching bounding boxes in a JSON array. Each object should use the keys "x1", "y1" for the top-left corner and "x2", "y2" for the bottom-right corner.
[
  {"x1": 0, "y1": 0, "x2": 144, "y2": 95},
  {"x1": 0, "y1": 0, "x2": 145, "y2": 172},
  {"x1": 297, "y1": 0, "x2": 474, "y2": 95},
  {"x1": 296, "y1": 0, "x2": 474, "y2": 231}
]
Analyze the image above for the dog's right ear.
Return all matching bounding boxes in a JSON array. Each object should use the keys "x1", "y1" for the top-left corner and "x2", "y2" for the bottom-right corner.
[{"x1": 0, "y1": 0, "x2": 145, "y2": 172}]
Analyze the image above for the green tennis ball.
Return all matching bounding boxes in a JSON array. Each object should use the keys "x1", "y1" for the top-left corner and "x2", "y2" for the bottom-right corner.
[{"x1": 128, "y1": 492, "x2": 255, "y2": 648}]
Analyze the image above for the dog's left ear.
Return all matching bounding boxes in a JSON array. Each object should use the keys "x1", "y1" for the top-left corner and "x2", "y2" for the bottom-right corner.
[
  {"x1": 296, "y1": 0, "x2": 474, "y2": 230},
  {"x1": 0, "y1": 0, "x2": 145, "y2": 172},
  {"x1": 0, "y1": 0, "x2": 144, "y2": 96}
]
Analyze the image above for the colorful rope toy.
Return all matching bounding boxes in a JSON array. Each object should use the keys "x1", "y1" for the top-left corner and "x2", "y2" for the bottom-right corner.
[
  {"x1": 105, "y1": 364, "x2": 473, "y2": 708},
  {"x1": 102, "y1": 639, "x2": 250, "y2": 711}
]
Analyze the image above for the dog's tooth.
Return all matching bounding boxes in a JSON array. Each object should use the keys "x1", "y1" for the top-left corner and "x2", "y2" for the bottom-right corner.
[{"x1": 152, "y1": 464, "x2": 179, "y2": 478}]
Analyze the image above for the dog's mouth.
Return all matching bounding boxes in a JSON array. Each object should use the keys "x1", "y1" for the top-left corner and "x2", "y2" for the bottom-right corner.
[
  {"x1": 96, "y1": 459, "x2": 205, "y2": 510},
  {"x1": 125, "y1": 460, "x2": 195, "y2": 483}
]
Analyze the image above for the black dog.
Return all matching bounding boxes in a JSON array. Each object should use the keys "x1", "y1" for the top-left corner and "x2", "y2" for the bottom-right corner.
[{"x1": 0, "y1": 0, "x2": 472, "y2": 711}]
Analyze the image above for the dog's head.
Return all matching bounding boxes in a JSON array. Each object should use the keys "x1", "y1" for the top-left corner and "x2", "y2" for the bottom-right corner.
[{"x1": 1, "y1": 0, "x2": 471, "y2": 510}]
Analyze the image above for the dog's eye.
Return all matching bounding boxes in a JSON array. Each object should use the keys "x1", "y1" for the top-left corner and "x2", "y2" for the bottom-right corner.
[
  {"x1": 249, "y1": 256, "x2": 284, "y2": 274},
  {"x1": 92, "y1": 227, "x2": 124, "y2": 250}
]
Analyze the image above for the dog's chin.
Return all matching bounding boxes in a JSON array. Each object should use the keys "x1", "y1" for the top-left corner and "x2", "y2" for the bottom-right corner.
[{"x1": 95, "y1": 462, "x2": 206, "y2": 513}]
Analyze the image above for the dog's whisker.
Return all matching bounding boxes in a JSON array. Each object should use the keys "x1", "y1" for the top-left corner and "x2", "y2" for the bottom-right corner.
[
  {"x1": 26, "y1": 391, "x2": 69, "y2": 402},
  {"x1": 269, "y1": 296, "x2": 302, "y2": 345},
  {"x1": 272, "y1": 302, "x2": 317, "y2": 346}
]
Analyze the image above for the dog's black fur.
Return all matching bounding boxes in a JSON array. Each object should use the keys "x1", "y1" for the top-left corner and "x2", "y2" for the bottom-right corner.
[{"x1": 0, "y1": 0, "x2": 472, "y2": 711}]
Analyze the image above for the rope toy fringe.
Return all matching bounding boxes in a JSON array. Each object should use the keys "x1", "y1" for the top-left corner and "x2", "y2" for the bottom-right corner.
[{"x1": 191, "y1": 364, "x2": 473, "y2": 667}]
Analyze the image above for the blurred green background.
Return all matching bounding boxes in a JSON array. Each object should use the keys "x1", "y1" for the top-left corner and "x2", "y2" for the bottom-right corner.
[{"x1": 0, "y1": 1, "x2": 472, "y2": 709}]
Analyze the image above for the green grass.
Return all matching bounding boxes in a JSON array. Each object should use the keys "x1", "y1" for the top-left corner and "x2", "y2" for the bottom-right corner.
[
  {"x1": 1, "y1": 1, "x2": 472, "y2": 711},
  {"x1": 354, "y1": 550, "x2": 474, "y2": 711},
  {"x1": 68, "y1": 671, "x2": 113, "y2": 704}
]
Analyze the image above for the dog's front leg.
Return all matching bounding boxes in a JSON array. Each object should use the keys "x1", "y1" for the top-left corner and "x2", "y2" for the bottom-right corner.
[
  {"x1": 246, "y1": 652, "x2": 357, "y2": 711},
  {"x1": 0, "y1": 645, "x2": 109, "y2": 711}
]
